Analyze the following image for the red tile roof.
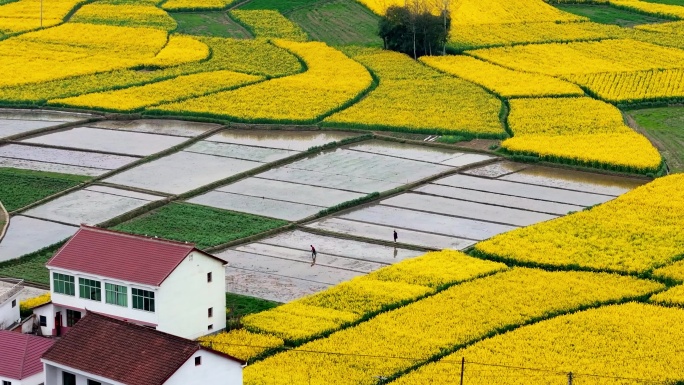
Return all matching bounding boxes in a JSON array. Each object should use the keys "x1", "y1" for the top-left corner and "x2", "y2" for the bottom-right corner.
[
  {"x1": 41, "y1": 313, "x2": 244, "y2": 385},
  {"x1": 0, "y1": 330, "x2": 55, "y2": 380},
  {"x1": 46, "y1": 226, "x2": 224, "y2": 286}
]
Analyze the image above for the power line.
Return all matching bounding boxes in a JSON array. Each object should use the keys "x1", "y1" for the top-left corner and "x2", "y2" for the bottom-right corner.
[{"x1": 205, "y1": 340, "x2": 671, "y2": 383}]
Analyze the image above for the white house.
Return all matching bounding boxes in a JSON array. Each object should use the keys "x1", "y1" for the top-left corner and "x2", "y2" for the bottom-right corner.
[
  {"x1": 0, "y1": 330, "x2": 54, "y2": 385},
  {"x1": 37, "y1": 225, "x2": 227, "y2": 340},
  {"x1": 41, "y1": 313, "x2": 245, "y2": 385},
  {"x1": 0, "y1": 278, "x2": 23, "y2": 329}
]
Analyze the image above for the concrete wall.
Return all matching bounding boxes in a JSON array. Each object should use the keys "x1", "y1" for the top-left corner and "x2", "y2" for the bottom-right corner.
[
  {"x1": 33, "y1": 303, "x2": 54, "y2": 337},
  {"x1": 164, "y1": 350, "x2": 242, "y2": 385},
  {"x1": 0, "y1": 291, "x2": 21, "y2": 329},
  {"x1": 157, "y1": 252, "x2": 226, "y2": 339}
]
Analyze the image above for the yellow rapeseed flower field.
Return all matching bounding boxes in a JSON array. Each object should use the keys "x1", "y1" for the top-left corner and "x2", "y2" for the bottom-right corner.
[
  {"x1": 230, "y1": 10, "x2": 308, "y2": 41},
  {"x1": 153, "y1": 40, "x2": 372, "y2": 123},
  {"x1": 0, "y1": 0, "x2": 82, "y2": 34},
  {"x1": 70, "y1": 3, "x2": 177, "y2": 30},
  {"x1": 51, "y1": 70, "x2": 263, "y2": 111},
  {"x1": 421, "y1": 55, "x2": 584, "y2": 98},
  {"x1": 324, "y1": 48, "x2": 504, "y2": 137},
  {"x1": 199, "y1": 329, "x2": 284, "y2": 362},
  {"x1": 468, "y1": 39, "x2": 684, "y2": 76},
  {"x1": 141, "y1": 35, "x2": 210, "y2": 67},
  {"x1": 393, "y1": 303, "x2": 684, "y2": 385},
  {"x1": 243, "y1": 303, "x2": 359, "y2": 341},
  {"x1": 650, "y1": 285, "x2": 684, "y2": 306},
  {"x1": 356, "y1": 0, "x2": 584, "y2": 24},
  {"x1": 244, "y1": 269, "x2": 662, "y2": 385},
  {"x1": 363, "y1": 249, "x2": 506, "y2": 289},
  {"x1": 449, "y1": 21, "x2": 619, "y2": 50},
  {"x1": 475, "y1": 174, "x2": 684, "y2": 273},
  {"x1": 503, "y1": 97, "x2": 662, "y2": 171},
  {"x1": 162, "y1": 0, "x2": 235, "y2": 11},
  {"x1": 242, "y1": 250, "x2": 504, "y2": 341},
  {"x1": 0, "y1": 23, "x2": 169, "y2": 87},
  {"x1": 300, "y1": 278, "x2": 432, "y2": 315},
  {"x1": 636, "y1": 20, "x2": 684, "y2": 35},
  {"x1": 653, "y1": 260, "x2": 684, "y2": 283},
  {"x1": 611, "y1": 0, "x2": 684, "y2": 19},
  {"x1": 19, "y1": 292, "x2": 50, "y2": 313},
  {"x1": 566, "y1": 69, "x2": 684, "y2": 103},
  {"x1": 0, "y1": 37, "x2": 301, "y2": 103}
]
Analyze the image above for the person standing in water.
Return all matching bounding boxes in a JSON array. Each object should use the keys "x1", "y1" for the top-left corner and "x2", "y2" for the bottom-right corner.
[
  {"x1": 393, "y1": 230, "x2": 398, "y2": 243},
  {"x1": 310, "y1": 245, "x2": 317, "y2": 265}
]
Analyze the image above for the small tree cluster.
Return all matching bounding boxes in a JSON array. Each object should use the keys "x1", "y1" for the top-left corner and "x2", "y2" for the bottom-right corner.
[{"x1": 379, "y1": 0, "x2": 451, "y2": 59}]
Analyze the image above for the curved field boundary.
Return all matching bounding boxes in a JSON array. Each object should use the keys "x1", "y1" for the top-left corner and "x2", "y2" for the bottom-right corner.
[{"x1": 0, "y1": 200, "x2": 8, "y2": 243}]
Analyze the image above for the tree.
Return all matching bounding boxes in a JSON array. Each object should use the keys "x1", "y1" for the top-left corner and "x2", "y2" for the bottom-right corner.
[{"x1": 378, "y1": 2, "x2": 451, "y2": 59}]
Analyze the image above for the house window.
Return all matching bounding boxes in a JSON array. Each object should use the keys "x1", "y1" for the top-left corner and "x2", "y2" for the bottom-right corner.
[
  {"x1": 3, "y1": 380, "x2": 12, "y2": 385},
  {"x1": 208, "y1": 307, "x2": 213, "y2": 318},
  {"x1": 208, "y1": 324, "x2": 213, "y2": 331},
  {"x1": 62, "y1": 372, "x2": 76, "y2": 385},
  {"x1": 87, "y1": 380, "x2": 101, "y2": 385},
  {"x1": 53, "y1": 273, "x2": 75, "y2": 296},
  {"x1": 40, "y1": 315, "x2": 47, "y2": 327},
  {"x1": 66, "y1": 309, "x2": 81, "y2": 327},
  {"x1": 132, "y1": 288, "x2": 155, "y2": 312},
  {"x1": 207, "y1": 272, "x2": 212, "y2": 282},
  {"x1": 195, "y1": 356, "x2": 202, "y2": 366},
  {"x1": 11, "y1": 299, "x2": 16, "y2": 308},
  {"x1": 105, "y1": 283, "x2": 128, "y2": 307},
  {"x1": 79, "y1": 278, "x2": 101, "y2": 301}
]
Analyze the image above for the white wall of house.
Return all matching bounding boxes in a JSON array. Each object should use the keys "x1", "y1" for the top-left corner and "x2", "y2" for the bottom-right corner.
[
  {"x1": 0, "y1": 291, "x2": 21, "y2": 329},
  {"x1": 33, "y1": 303, "x2": 54, "y2": 337},
  {"x1": 43, "y1": 361, "x2": 119, "y2": 385},
  {"x1": 48, "y1": 268, "x2": 159, "y2": 328},
  {"x1": 164, "y1": 350, "x2": 243, "y2": 385},
  {"x1": 156, "y1": 251, "x2": 226, "y2": 339},
  {"x1": 0, "y1": 371, "x2": 45, "y2": 385},
  {"x1": 43, "y1": 251, "x2": 225, "y2": 339}
]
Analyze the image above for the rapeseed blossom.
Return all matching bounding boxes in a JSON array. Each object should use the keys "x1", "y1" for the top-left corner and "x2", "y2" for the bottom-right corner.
[
  {"x1": 325, "y1": 48, "x2": 504, "y2": 136},
  {"x1": 393, "y1": 303, "x2": 684, "y2": 385},
  {"x1": 475, "y1": 175, "x2": 684, "y2": 273},
  {"x1": 421, "y1": 55, "x2": 583, "y2": 98},
  {"x1": 199, "y1": 329, "x2": 284, "y2": 361},
  {"x1": 245, "y1": 269, "x2": 661, "y2": 385}
]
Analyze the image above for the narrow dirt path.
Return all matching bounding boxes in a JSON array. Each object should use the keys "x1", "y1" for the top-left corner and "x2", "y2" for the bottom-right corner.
[{"x1": 0, "y1": 200, "x2": 8, "y2": 243}]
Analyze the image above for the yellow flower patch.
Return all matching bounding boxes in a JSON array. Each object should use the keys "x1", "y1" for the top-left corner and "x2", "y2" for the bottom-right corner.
[{"x1": 475, "y1": 175, "x2": 684, "y2": 273}]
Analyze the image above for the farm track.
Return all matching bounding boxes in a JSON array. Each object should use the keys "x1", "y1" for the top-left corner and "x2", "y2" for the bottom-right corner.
[{"x1": 0, "y1": 200, "x2": 8, "y2": 243}]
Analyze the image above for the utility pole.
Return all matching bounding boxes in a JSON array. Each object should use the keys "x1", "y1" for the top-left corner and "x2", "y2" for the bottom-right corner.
[{"x1": 459, "y1": 357, "x2": 465, "y2": 385}]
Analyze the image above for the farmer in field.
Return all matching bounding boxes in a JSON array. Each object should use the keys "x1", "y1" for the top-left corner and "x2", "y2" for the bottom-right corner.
[
  {"x1": 310, "y1": 245, "x2": 317, "y2": 265},
  {"x1": 394, "y1": 230, "x2": 398, "y2": 243}
]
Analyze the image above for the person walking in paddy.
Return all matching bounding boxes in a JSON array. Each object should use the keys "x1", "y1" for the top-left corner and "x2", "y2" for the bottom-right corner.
[
  {"x1": 310, "y1": 245, "x2": 317, "y2": 265},
  {"x1": 393, "y1": 230, "x2": 398, "y2": 243}
]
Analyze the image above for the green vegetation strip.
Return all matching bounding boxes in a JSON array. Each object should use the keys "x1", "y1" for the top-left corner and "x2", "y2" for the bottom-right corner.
[
  {"x1": 0, "y1": 168, "x2": 90, "y2": 212},
  {"x1": 628, "y1": 106, "x2": 684, "y2": 173},
  {"x1": 237, "y1": 0, "x2": 320, "y2": 13},
  {"x1": 226, "y1": 292, "x2": 280, "y2": 328},
  {"x1": 170, "y1": 11, "x2": 253, "y2": 38},
  {"x1": 0, "y1": 243, "x2": 63, "y2": 285},
  {"x1": 287, "y1": 0, "x2": 382, "y2": 47},
  {"x1": 554, "y1": 4, "x2": 671, "y2": 27},
  {"x1": 111, "y1": 202, "x2": 288, "y2": 250}
]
